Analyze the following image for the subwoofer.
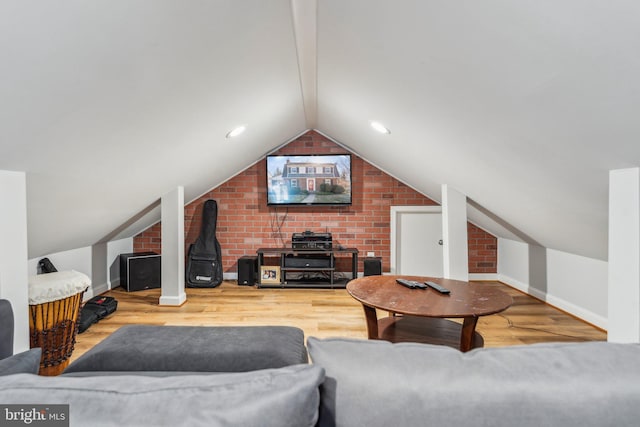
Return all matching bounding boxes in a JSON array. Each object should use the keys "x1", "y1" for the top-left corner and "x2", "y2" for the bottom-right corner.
[
  {"x1": 363, "y1": 257, "x2": 382, "y2": 276},
  {"x1": 237, "y1": 256, "x2": 257, "y2": 286},
  {"x1": 119, "y1": 252, "x2": 161, "y2": 292}
]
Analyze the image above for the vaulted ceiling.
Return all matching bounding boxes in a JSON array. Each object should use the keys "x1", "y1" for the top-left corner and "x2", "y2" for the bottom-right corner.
[{"x1": 2, "y1": 0, "x2": 639, "y2": 261}]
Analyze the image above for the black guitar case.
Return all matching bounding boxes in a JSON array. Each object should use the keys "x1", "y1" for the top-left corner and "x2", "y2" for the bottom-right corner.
[
  {"x1": 186, "y1": 199, "x2": 223, "y2": 288},
  {"x1": 78, "y1": 296, "x2": 118, "y2": 333}
]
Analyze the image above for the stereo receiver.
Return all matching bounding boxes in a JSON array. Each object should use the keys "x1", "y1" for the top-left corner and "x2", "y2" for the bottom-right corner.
[{"x1": 291, "y1": 231, "x2": 332, "y2": 250}]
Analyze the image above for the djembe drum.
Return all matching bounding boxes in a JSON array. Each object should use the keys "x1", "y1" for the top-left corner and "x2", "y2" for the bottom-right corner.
[{"x1": 28, "y1": 270, "x2": 90, "y2": 376}]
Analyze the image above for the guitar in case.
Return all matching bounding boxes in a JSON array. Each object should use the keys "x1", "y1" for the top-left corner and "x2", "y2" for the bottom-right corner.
[
  {"x1": 78, "y1": 309, "x2": 99, "y2": 334},
  {"x1": 186, "y1": 199, "x2": 223, "y2": 288}
]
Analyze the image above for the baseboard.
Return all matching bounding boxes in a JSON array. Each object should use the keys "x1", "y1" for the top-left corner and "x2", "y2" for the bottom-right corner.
[
  {"x1": 159, "y1": 293, "x2": 187, "y2": 306},
  {"x1": 496, "y1": 274, "x2": 530, "y2": 295},
  {"x1": 498, "y1": 274, "x2": 607, "y2": 330}
]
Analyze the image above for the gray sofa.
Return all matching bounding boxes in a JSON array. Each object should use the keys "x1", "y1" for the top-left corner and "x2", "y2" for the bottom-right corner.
[{"x1": 2, "y1": 298, "x2": 640, "y2": 426}]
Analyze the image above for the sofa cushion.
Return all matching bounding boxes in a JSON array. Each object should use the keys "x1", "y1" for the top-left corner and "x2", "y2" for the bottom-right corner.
[
  {"x1": 0, "y1": 348, "x2": 41, "y2": 375},
  {"x1": 65, "y1": 324, "x2": 307, "y2": 373},
  {"x1": 0, "y1": 364, "x2": 324, "y2": 427},
  {"x1": 307, "y1": 337, "x2": 640, "y2": 427}
]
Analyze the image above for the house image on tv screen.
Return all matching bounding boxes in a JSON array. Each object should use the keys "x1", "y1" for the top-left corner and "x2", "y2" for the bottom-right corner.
[{"x1": 267, "y1": 155, "x2": 352, "y2": 205}]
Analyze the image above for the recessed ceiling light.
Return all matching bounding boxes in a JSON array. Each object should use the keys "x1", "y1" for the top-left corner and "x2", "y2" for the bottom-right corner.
[
  {"x1": 226, "y1": 125, "x2": 247, "y2": 138},
  {"x1": 370, "y1": 121, "x2": 390, "y2": 134}
]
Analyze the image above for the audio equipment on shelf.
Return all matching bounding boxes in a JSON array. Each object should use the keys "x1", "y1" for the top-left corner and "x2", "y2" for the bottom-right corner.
[
  {"x1": 291, "y1": 230, "x2": 332, "y2": 250},
  {"x1": 256, "y1": 247, "x2": 359, "y2": 288},
  {"x1": 284, "y1": 254, "x2": 333, "y2": 269}
]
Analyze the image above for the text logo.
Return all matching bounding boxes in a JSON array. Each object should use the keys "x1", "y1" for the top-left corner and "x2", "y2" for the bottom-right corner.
[{"x1": 1, "y1": 405, "x2": 68, "y2": 426}]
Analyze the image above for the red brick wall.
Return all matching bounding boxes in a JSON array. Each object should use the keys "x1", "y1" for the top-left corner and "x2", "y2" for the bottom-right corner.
[
  {"x1": 134, "y1": 130, "x2": 497, "y2": 274},
  {"x1": 468, "y1": 223, "x2": 497, "y2": 273}
]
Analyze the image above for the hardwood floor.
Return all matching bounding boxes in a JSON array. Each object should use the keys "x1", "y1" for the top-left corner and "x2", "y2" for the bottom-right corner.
[{"x1": 71, "y1": 280, "x2": 606, "y2": 363}]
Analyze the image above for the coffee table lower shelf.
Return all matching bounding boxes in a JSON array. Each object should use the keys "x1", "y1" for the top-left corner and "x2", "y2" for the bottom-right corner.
[{"x1": 377, "y1": 315, "x2": 484, "y2": 351}]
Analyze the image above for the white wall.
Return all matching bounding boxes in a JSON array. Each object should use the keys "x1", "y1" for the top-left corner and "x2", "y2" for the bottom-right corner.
[
  {"x1": 27, "y1": 237, "x2": 133, "y2": 299},
  {"x1": 498, "y1": 237, "x2": 607, "y2": 329},
  {"x1": 497, "y1": 238, "x2": 530, "y2": 285},
  {"x1": 107, "y1": 238, "x2": 133, "y2": 290},
  {"x1": 28, "y1": 246, "x2": 92, "y2": 276},
  {"x1": 608, "y1": 167, "x2": 640, "y2": 342},
  {"x1": 0, "y1": 170, "x2": 30, "y2": 352}
]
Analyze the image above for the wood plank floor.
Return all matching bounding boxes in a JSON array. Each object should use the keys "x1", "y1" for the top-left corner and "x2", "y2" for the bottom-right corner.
[{"x1": 71, "y1": 280, "x2": 606, "y2": 363}]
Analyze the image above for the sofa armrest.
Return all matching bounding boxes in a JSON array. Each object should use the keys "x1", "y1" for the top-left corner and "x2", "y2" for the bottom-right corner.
[
  {"x1": 0, "y1": 348, "x2": 42, "y2": 375},
  {"x1": 0, "y1": 299, "x2": 14, "y2": 359}
]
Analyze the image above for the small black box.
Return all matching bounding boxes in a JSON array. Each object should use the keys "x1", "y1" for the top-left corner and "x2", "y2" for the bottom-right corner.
[
  {"x1": 120, "y1": 252, "x2": 161, "y2": 292},
  {"x1": 284, "y1": 255, "x2": 333, "y2": 268},
  {"x1": 238, "y1": 256, "x2": 258, "y2": 286},
  {"x1": 363, "y1": 257, "x2": 382, "y2": 276}
]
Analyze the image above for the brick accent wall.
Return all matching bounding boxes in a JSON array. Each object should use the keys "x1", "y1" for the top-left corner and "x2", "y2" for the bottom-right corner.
[
  {"x1": 134, "y1": 130, "x2": 497, "y2": 274},
  {"x1": 468, "y1": 223, "x2": 498, "y2": 273}
]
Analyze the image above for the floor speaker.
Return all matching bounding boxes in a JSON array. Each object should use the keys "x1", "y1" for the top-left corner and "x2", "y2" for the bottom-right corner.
[
  {"x1": 120, "y1": 252, "x2": 161, "y2": 292},
  {"x1": 237, "y1": 256, "x2": 257, "y2": 286},
  {"x1": 364, "y1": 257, "x2": 382, "y2": 276}
]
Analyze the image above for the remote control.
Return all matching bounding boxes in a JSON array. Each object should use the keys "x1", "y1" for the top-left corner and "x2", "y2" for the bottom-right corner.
[
  {"x1": 425, "y1": 281, "x2": 451, "y2": 294},
  {"x1": 396, "y1": 279, "x2": 427, "y2": 289}
]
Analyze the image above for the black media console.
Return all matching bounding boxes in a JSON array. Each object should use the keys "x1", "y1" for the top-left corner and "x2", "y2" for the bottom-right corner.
[{"x1": 256, "y1": 247, "x2": 359, "y2": 288}]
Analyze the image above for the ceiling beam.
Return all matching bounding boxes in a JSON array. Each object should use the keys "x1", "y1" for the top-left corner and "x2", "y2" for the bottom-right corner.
[{"x1": 291, "y1": 0, "x2": 318, "y2": 129}]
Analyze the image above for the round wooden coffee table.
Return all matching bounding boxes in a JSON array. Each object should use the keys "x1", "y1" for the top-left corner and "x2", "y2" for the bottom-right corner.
[{"x1": 347, "y1": 275, "x2": 513, "y2": 352}]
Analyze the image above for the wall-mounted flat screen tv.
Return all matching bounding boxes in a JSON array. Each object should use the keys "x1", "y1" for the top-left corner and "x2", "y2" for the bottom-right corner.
[{"x1": 266, "y1": 154, "x2": 352, "y2": 206}]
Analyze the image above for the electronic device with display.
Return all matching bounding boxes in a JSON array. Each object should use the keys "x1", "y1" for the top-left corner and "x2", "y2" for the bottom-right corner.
[{"x1": 266, "y1": 154, "x2": 352, "y2": 206}]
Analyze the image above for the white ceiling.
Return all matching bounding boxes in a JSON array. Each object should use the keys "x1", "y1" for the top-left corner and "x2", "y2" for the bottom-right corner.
[{"x1": 2, "y1": 0, "x2": 639, "y2": 261}]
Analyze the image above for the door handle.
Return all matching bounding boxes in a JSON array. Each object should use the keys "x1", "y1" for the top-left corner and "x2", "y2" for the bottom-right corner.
[{"x1": 438, "y1": 240, "x2": 443, "y2": 246}]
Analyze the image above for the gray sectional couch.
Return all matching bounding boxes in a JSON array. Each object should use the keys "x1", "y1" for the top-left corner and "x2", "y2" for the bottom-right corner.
[{"x1": 2, "y1": 298, "x2": 640, "y2": 426}]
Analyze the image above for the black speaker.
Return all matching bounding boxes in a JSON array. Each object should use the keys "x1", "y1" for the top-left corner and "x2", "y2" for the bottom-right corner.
[
  {"x1": 119, "y1": 252, "x2": 161, "y2": 292},
  {"x1": 363, "y1": 257, "x2": 382, "y2": 276},
  {"x1": 237, "y1": 256, "x2": 257, "y2": 286}
]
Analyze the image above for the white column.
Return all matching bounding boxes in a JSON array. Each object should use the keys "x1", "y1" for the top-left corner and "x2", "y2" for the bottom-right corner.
[
  {"x1": 608, "y1": 167, "x2": 640, "y2": 342},
  {"x1": 0, "y1": 170, "x2": 30, "y2": 352},
  {"x1": 441, "y1": 184, "x2": 469, "y2": 281},
  {"x1": 159, "y1": 186, "x2": 186, "y2": 306}
]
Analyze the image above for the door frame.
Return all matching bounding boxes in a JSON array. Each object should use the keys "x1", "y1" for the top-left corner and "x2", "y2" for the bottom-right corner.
[{"x1": 390, "y1": 205, "x2": 442, "y2": 275}]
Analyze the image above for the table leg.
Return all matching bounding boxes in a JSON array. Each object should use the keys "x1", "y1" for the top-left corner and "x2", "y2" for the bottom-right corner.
[
  {"x1": 460, "y1": 316, "x2": 479, "y2": 352},
  {"x1": 362, "y1": 305, "x2": 379, "y2": 340},
  {"x1": 352, "y1": 252, "x2": 358, "y2": 281}
]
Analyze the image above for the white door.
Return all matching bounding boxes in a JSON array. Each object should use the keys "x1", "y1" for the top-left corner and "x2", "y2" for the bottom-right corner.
[{"x1": 391, "y1": 206, "x2": 443, "y2": 276}]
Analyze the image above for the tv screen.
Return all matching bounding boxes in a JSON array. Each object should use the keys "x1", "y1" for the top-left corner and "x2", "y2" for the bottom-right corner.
[{"x1": 266, "y1": 154, "x2": 352, "y2": 206}]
